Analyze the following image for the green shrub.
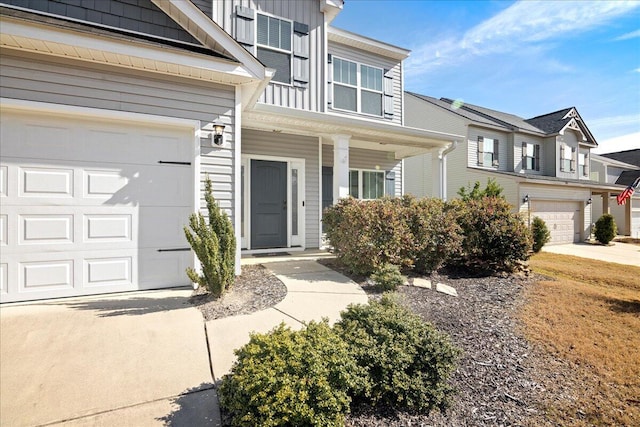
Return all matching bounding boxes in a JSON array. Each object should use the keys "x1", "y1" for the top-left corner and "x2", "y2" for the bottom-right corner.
[
  {"x1": 531, "y1": 216, "x2": 551, "y2": 253},
  {"x1": 323, "y1": 197, "x2": 413, "y2": 275},
  {"x1": 184, "y1": 175, "x2": 236, "y2": 297},
  {"x1": 218, "y1": 321, "x2": 365, "y2": 427},
  {"x1": 404, "y1": 196, "x2": 463, "y2": 274},
  {"x1": 457, "y1": 178, "x2": 504, "y2": 201},
  {"x1": 334, "y1": 295, "x2": 460, "y2": 413},
  {"x1": 371, "y1": 263, "x2": 405, "y2": 291},
  {"x1": 449, "y1": 196, "x2": 532, "y2": 272},
  {"x1": 594, "y1": 213, "x2": 617, "y2": 245}
]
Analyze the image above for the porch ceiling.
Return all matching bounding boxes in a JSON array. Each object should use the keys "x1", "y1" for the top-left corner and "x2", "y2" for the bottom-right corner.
[{"x1": 244, "y1": 104, "x2": 464, "y2": 159}]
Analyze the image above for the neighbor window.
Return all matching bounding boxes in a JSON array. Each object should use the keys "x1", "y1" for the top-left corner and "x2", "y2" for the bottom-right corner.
[
  {"x1": 560, "y1": 144, "x2": 575, "y2": 172},
  {"x1": 257, "y1": 14, "x2": 292, "y2": 84},
  {"x1": 333, "y1": 57, "x2": 383, "y2": 116},
  {"x1": 349, "y1": 169, "x2": 385, "y2": 199},
  {"x1": 522, "y1": 142, "x2": 540, "y2": 171},
  {"x1": 477, "y1": 136, "x2": 499, "y2": 167},
  {"x1": 578, "y1": 152, "x2": 589, "y2": 177}
]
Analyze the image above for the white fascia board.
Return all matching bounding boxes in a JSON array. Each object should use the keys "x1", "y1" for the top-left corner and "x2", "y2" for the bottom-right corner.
[
  {"x1": 251, "y1": 103, "x2": 463, "y2": 146},
  {"x1": 591, "y1": 154, "x2": 640, "y2": 170},
  {"x1": 152, "y1": 0, "x2": 266, "y2": 80},
  {"x1": 1, "y1": 17, "x2": 256, "y2": 84},
  {"x1": 328, "y1": 26, "x2": 410, "y2": 60}
]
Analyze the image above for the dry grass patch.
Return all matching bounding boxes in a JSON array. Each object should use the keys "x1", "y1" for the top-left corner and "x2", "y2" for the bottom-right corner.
[{"x1": 523, "y1": 252, "x2": 640, "y2": 426}]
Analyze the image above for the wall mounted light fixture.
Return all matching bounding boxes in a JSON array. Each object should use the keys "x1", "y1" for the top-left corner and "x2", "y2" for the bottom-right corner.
[
  {"x1": 523, "y1": 194, "x2": 529, "y2": 204},
  {"x1": 211, "y1": 120, "x2": 226, "y2": 146},
  {"x1": 587, "y1": 197, "x2": 592, "y2": 205}
]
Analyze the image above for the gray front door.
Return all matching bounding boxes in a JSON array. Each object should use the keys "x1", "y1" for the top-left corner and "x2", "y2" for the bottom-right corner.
[{"x1": 251, "y1": 160, "x2": 287, "y2": 249}]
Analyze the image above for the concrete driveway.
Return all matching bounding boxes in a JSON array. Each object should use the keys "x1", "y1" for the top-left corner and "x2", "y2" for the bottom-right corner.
[
  {"x1": 0, "y1": 288, "x2": 219, "y2": 426},
  {"x1": 541, "y1": 241, "x2": 640, "y2": 266}
]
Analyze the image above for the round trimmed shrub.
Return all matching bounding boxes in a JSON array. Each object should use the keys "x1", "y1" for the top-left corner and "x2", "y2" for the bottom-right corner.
[
  {"x1": 531, "y1": 216, "x2": 551, "y2": 253},
  {"x1": 334, "y1": 295, "x2": 460, "y2": 413},
  {"x1": 449, "y1": 197, "x2": 532, "y2": 272},
  {"x1": 594, "y1": 213, "x2": 617, "y2": 245},
  {"x1": 218, "y1": 321, "x2": 365, "y2": 427},
  {"x1": 371, "y1": 263, "x2": 405, "y2": 291}
]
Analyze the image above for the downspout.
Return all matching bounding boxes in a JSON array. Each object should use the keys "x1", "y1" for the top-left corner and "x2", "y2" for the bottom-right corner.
[{"x1": 439, "y1": 141, "x2": 458, "y2": 200}]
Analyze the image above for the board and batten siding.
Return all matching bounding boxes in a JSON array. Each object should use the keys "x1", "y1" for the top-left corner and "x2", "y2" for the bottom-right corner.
[
  {"x1": 242, "y1": 129, "x2": 320, "y2": 248},
  {"x1": 321, "y1": 144, "x2": 403, "y2": 197},
  {"x1": 212, "y1": 0, "x2": 325, "y2": 112},
  {"x1": 0, "y1": 54, "x2": 237, "y2": 214},
  {"x1": 328, "y1": 42, "x2": 402, "y2": 125}
]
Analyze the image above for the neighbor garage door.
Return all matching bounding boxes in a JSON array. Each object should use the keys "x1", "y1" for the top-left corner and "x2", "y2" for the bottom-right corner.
[
  {"x1": 531, "y1": 200, "x2": 581, "y2": 245},
  {"x1": 0, "y1": 110, "x2": 194, "y2": 303}
]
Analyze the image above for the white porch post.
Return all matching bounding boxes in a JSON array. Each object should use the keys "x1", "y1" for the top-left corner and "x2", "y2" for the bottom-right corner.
[
  {"x1": 332, "y1": 134, "x2": 350, "y2": 204},
  {"x1": 603, "y1": 191, "x2": 610, "y2": 215}
]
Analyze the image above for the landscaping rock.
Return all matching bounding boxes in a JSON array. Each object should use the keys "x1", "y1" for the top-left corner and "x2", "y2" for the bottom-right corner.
[
  {"x1": 435, "y1": 282, "x2": 458, "y2": 297},
  {"x1": 412, "y1": 278, "x2": 432, "y2": 289}
]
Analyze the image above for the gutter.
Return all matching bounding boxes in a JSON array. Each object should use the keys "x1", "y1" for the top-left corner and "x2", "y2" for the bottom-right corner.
[{"x1": 439, "y1": 140, "x2": 458, "y2": 200}]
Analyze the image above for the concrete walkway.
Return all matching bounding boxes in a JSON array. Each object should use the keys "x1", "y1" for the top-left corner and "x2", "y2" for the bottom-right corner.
[
  {"x1": 206, "y1": 259, "x2": 368, "y2": 381},
  {"x1": 542, "y1": 241, "x2": 640, "y2": 266},
  {"x1": 0, "y1": 256, "x2": 365, "y2": 426},
  {"x1": 0, "y1": 289, "x2": 217, "y2": 427}
]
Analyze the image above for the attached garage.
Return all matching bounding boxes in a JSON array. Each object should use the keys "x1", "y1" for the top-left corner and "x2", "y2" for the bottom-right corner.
[
  {"x1": 531, "y1": 200, "x2": 581, "y2": 245},
  {"x1": 0, "y1": 108, "x2": 197, "y2": 303}
]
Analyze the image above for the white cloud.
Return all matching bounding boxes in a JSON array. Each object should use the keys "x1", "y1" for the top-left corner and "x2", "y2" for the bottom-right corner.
[
  {"x1": 615, "y1": 28, "x2": 640, "y2": 40},
  {"x1": 592, "y1": 132, "x2": 640, "y2": 154},
  {"x1": 407, "y1": 0, "x2": 640, "y2": 75}
]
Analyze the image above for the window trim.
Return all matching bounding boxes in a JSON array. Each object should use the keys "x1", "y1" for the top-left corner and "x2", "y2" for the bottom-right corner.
[
  {"x1": 522, "y1": 142, "x2": 540, "y2": 171},
  {"x1": 578, "y1": 152, "x2": 589, "y2": 177},
  {"x1": 256, "y1": 12, "x2": 293, "y2": 86},
  {"x1": 348, "y1": 168, "x2": 386, "y2": 200},
  {"x1": 477, "y1": 136, "x2": 499, "y2": 168},
  {"x1": 332, "y1": 56, "x2": 384, "y2": 117},
  {"x1": 560, "y1": 143, "x2": 576, "y2": 172}
]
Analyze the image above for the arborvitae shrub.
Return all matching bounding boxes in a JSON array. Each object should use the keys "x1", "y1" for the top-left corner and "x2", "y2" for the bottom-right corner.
[
  {"x1": 218, "y1": 321, "x2": 364, "y2": 427},
  {"x1": 531, "y1": 216, "x2": 551, "y2": 253},
  {"x1": 184, "y1": 175, "x2": 235, "y2": 297},
  {"x1": 334, "y1": 295, "x2": 460, "y2": 413},
  {"x1": 594, "y1": 213, "x2": 617, "y2": 245}
]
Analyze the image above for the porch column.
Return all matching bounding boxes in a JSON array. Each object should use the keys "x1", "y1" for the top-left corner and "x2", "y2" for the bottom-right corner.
[
  {"x1": 625, "y1": 197, "x2": 632, "y2": 236},
  {"x1": 602, "y1": 191, "x2": 610, "y2": 215},
  {"x1": 332, "y1": 134, "x2": 351, "y2": 204}
]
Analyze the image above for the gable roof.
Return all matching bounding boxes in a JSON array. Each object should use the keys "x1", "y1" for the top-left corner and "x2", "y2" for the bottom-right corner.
[
  {"x1": 601, "y1": 149, "x2": 640, "y2": 168},
  {"x1": 616, "y1": 170, "x2": 640, "y2": 187},
  {"x1": 525, "y1": 108, "x2": 573, "y2": 133}
]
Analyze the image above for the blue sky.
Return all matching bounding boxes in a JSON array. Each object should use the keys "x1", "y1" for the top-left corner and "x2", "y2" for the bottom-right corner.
[{"x1": 333, "y1": 0, "x2": 640, "y2": 154}]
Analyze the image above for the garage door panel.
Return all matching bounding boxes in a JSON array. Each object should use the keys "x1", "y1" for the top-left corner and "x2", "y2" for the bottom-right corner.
[
  {"x1": 0, "y1": 110, "x2": 194, "y2": 303},
  {"x1": 532, "y1": 200, "x2": 580, "y2": 245}
]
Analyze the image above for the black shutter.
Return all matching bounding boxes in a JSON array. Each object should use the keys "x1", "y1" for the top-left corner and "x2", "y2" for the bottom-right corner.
[
  {"x1": 477, "y1": 136, "x2": 483, "y2": 166},
  {"x1": 493, "y1": 139, "x2": 499, "y2": 167},
  {"x1": 570, "y1": 147, "x2": 576, "y2": 171},
  {"x1": 534, "y1": 144, "x2": 540, "y2": 171},
  {"x1": 560, "y1": 144, "x2": 565, "y2": 171},
  {"x1": 235, "y1": 6, "x2": 255, "y2": 48}
]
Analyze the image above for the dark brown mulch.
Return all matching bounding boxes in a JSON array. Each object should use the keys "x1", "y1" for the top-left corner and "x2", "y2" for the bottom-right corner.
[
  {"x1": 318, "y1": 259, "x2": 573, "y2": 427},
  {"x1": 189, "y1": 264, "x2": 287, "y2": 321}
]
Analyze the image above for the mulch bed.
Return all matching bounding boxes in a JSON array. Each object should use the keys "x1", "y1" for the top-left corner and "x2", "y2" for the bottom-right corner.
[{"x1": 194, "y1": 260, "x2": 577, "y2": 426}]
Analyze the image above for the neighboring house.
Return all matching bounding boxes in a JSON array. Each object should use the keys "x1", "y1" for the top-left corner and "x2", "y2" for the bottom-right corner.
[
  {"x1": 591, "y1": 152, "x2": 640, "y2": 237},
  {"x1": 0, "y1": 0, "x2": 461, "y2": 303},
  {"x1": 403, "y1": 92, "x2": 630, "y2": 245}
]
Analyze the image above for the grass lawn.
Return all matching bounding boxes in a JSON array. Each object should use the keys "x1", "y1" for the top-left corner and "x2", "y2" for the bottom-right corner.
[{"x1": 523, "y1": 252, "x2": 640, "y2": 426}]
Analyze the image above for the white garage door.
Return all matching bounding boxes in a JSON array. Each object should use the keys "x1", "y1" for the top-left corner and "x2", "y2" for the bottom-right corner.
[
  {"x1": 0, "y1": 110, "x2": 194, "y2": 303},
  {"x1": 632, "y1": 209, "x2": 640, "y2": 239},
  {"x1": 531, "y1": 200, "x2": 581, "y2": 245}
]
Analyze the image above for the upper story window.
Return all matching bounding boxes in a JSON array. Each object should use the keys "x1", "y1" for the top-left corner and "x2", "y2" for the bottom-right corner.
[
  {"x1": 349, "y1": 169, "x2": 385, "y2": 199},
  {"x1": 477, "y1": 137, "x2": 499, "y2": 168},
  {"x1": 333, "y1": 57, "x2": 383, "y2": 116},
  {"x1": 578, "y1": 152, "x2": 589, "y2": 177},
  {"x1": 560, "y1": 144, "x2": 576, "y2": 172},
  {"x1": 257, "y1": 14, "x2": 292, "y2": 84},
  {"x1": 522, "y1": 142, "x2": 540, "y2": 171}
]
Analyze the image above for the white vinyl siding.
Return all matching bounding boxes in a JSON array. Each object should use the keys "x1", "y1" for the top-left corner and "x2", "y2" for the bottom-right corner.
[{"x1": 467, "y1": 128, "x2": 509, "y2": 171}]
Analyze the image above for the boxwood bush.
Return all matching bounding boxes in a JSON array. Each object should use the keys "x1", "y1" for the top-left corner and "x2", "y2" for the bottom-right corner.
[
  {"x1": 334, "y1": 295, "x2": 460, "y2": 413},
  {"x1": 594, "y1": 213, "x2": 617, "y2": 245},
  {"x1": 218, "y1": 321, "x2": 365, "y2": 427},
  {"x1": 531, "y1": 216, "x2": 551, "y2": 253}
]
